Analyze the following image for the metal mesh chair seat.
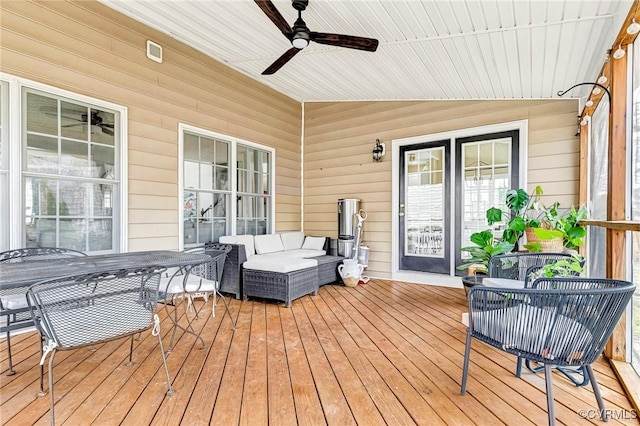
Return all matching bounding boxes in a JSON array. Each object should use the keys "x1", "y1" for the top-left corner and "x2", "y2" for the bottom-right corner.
[
  {"x1": 0, "y1": 247, "x2": 87, "y2": 376},
  {"x1": 43, "y1": 299, "x2": 155, "y2": 349},
  {"x1": 27, "y1": 266, "x2": 174, "y2": 425},
  {"x1": 461, "y1": 277, "x2": 635, "y2": 425}
]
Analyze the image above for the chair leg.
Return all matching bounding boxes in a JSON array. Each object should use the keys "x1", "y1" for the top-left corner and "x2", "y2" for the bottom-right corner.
[
  {"x1": 461, "y1": 330, "x2": 472, "y2": 395},
  {"x1": 6, "y1": 317, "x2": 15, "y2": 376},
  {"x1": 152, "y1": 314, "x2": 175, "y2": 396},
  {"x1": 126, "y1": 335, "x2": 134, "y2": 366},
  {"x1": 38, "y1": 335, "x2": 46, "y2": 397},
  {"x1": 544, "y1": 364, "x2": 556, "y2": 426},
  {"x1": 217, "y1": 291, "x2": 237, "y2": 330},
  {"x1": 585, "y1": 364, "x2": 608, "y2": 421},
  {"x1": 47, "y1": 349, "x2": 57, "y2": 426},
  {"x1": 516, "y1": 356, "x2": 523, "y2": 378},
  {"x1": 211, "y1": 291, "x2": 217, "y2": 318}
]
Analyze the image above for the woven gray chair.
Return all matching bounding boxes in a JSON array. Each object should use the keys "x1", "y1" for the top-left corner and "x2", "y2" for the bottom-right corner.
[
  {"x1": 0, "y1": 247, "x2": 87, "y2": 376},
  {"x1": 159, "y1": 245, "x2": 234, "y2": 352},
  {"x1": 27, "y1": 266, "x2": 174, "y2": 426},
  {"x1": 461, "y1": 277, "x2": 635, "y2": 426},
  {"x1": 487, "y1": 252, "x2": 587, "y2": 384}
]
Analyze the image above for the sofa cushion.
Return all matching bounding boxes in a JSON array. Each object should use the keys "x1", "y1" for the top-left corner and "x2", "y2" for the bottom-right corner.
[
  {"x1": 254, "y1": 234, "x2": 285, "y2": 254},
  {"x1": 302, "y1": 236, "x2": 325, "y2": 251},
  {"x1": 219, "y1": 235, "x2": 255, "y2": 259},
  {"x1": 265, "y1": 249, "x2": 326, "y2": 258},
  {"x1": 243, "y1": 255, "x2": 317, "y2": 273},
  {"x1": 279, "y1": 231, "x2": 305, "y2": 251}
]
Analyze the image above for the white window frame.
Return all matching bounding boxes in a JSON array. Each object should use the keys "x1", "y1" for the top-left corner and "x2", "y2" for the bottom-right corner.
[
  {"x1": 0, "y1": 80, "x2": 10, "y2": 251},
  {"x1": 0, "y1": 73, "x2": 128, "y2": 252},
  {"x1": 178, "y1": 123, "x2": 276, "y2": 249}
]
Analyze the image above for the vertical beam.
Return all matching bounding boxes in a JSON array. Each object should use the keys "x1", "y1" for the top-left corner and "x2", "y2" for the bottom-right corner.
[
  {"x1": 605, "y1": 48, "x2": 628, "y2": 360},
  {"x1": 579, "y1": 119, "x2": 588, "y2": 205}
]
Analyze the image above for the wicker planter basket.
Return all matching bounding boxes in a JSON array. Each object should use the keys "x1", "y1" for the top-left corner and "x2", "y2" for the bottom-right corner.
[{"x1": 525, "y1": 225, "x2": 563, "y2": 252}]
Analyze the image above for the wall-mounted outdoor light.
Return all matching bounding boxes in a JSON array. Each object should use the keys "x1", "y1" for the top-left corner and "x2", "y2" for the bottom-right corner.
[{"x1": 372, "y1": 139, "x2": 385, "y2": 162}]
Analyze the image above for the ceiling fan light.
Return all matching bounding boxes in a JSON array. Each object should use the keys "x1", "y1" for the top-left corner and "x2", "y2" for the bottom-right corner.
[
  {"x1": 628, "y1": 20, "x2": 640, "y2": 35},
  {"x1": 613, "y1": 45, "x2": 626, "y2": 59},
  {"x1": 292, "y1": 33, "x2": 309, "y2": 49}
]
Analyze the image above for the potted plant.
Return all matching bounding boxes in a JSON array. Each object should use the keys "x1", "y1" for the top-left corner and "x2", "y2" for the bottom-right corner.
[
  {"x1": 486, "y1": 185, "x2": 545, "y2": 248},
  {"x1": 457, "y1": 230, "x2": 514, "y2": 294},
  {"x1": 532, "y1": 203, "x2": 588, "y2": 252}
]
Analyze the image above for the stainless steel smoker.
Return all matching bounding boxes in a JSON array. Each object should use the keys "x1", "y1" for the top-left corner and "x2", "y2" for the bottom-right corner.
[{"x1": 337, "y1": 198, "x2": 359, "y2": 257}]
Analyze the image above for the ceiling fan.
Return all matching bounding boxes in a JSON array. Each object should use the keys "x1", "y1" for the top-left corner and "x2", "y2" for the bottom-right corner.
[
  {"x1": 255, "y1": 0, "x2": 379, "y2": 75},
  {"x1": 65, "y1": 111, "x2": 115, "y2": 136},
  {"x1": 40, "y1": 106, "x2": 115, "y2": 136}
]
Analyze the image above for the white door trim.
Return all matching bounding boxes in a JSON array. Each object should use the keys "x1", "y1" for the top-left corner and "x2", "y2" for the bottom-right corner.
[{"x1": 391, "y1": 119, "x2": 528, "y2": 286}]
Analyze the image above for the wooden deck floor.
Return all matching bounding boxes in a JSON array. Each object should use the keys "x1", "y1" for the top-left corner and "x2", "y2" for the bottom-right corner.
[{"x1": 1, "y1": 279, "x2": 638, "y2": 425}]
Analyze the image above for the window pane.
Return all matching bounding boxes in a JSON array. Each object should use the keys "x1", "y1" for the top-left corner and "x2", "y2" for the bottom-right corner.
[
  {"x1": 216, "y1": 140, "x2": 228, "y2": 166},
  {"x1": 61, "y1": 139, "x2": 90, "y2": 177},
  {"x1": 58, "y1": 181, "x2": 88, "y2": 216},
  {"x1": 89, "y1": 219, "x2": 112, "y2": 251},
  {"x1": 184, "y1": 133, "x2": 199, "y2": 161},
  {"x1": 92, "y1": 145, "x2": 115, "y2": 178},
  {"x1": 90, "y1": 109, "x2": 115, "y2": 146},
  {"x1": 215, "y1": 166, "x2": 228, "y2": 190},
  {"x1": 26, "y1": 134, "x2": 58, "y2": 173},
  {"x1": 200, "y1": 162, "x2": 213, "y2": 190},
  {"x1": 60, "y1": 101, "x2": 88, "y2": 140},
  {"x1": 27, "y1": 92, "x2": 57, "y2": 135},
  {"x1": 201, "y1": 137, "x2": 214, "y2": 162},
  {"x1": 184, "y1": 161, "x2": 199, "y2": 188}
]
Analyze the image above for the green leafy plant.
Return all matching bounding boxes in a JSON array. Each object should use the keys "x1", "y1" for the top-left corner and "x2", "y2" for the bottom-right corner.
[
  {"x1": 486, "y1": 185, "x2": 545, "y2": 245},
  {"x1": 530, "y1": 253, "x2": 585, "y2": 280},
  {"x1": 457, "y1": 230, "x2": 515, "y2": 273}
]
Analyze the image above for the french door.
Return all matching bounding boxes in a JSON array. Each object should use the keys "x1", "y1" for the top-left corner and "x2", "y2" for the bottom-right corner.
[
  {"x1": 399, "y1": 140, "x2": 450, "y2": 274},
  {"x1": 397, "y1": 129, "x2": 519, "y2": 276}
]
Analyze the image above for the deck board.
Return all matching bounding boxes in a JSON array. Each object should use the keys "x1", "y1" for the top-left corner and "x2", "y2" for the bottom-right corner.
[{"x1": 1, "y1": 279, "x2": 638, "y2": 426}]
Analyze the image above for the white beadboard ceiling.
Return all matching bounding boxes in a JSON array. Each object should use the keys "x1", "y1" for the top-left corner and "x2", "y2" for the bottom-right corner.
[{"x1": 99, "y1": 0, "x2": 631, "y2": 102}]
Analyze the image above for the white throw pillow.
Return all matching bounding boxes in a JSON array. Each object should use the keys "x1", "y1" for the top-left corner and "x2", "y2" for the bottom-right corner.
[
  {"x1": 254, "y1": 234, "x2": 285, "y2": 254},
  {"x1": 302, "y1": 236, "x2": 325, "y2": 251},
  {"x1": 279, "y1": 231, "x2": 305, "y2": 251}
]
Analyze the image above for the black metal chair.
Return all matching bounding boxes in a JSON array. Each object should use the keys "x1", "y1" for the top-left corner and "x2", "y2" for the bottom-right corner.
[
  {"x1": 27, "y1": 266, "x2": 174, "y2": 426},
  {"x1": 461, "y1": 277, "x2": 635, "y2": 426},
  {"x1": 486, "y1": 252, "x2": 588, "y2": 384},
  {"x1": 159, "y1": 245, "x2": 234, "y2": 352},
  {"x1": 0, "y1": 247, "x2": 87, "y2": 376}
]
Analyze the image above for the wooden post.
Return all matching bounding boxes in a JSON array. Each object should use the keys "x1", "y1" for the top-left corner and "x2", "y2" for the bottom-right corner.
[{"x1": 604, "y1": 47, "x2": 628, "y2": 360}]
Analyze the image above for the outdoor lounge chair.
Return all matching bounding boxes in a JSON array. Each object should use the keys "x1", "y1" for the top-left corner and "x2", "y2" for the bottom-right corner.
[{"x1": 461, "y1": 277, "x2": 635, "y2": 425}]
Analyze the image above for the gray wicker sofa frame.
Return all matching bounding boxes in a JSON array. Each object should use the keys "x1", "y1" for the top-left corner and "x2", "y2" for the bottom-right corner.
[{"x1": 208, "y1": 237, "x2": 342, "y2": 306}]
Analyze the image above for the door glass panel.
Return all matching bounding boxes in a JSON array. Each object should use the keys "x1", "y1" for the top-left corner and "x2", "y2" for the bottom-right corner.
[
  {"x1": 461, "y1": 138, "x2": 511, "y2": 256},
  {"x1": 405, "y1": 146, "x2": 445, "y2": 258}
]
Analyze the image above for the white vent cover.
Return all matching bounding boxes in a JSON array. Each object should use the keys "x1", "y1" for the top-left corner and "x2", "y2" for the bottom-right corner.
[{"x1": 146, "y1": 40, "x2": 162, "y2": 63}]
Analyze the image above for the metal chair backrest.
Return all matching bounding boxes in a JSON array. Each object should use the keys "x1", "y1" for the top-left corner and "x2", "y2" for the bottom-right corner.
[
  {"x1": 469, "y1": 277, "x2": 635, "y2": 366},
  {"x1": 0, "y1": 247, "x2": 86, "y2": 264},
  {"x1": 488, "y1": 252, "x2": 575, "y2": 282},
  {"x1": 27, "y1": 266, "x2": 166, "y2": 350},
  {"x1": 202, "y1": 244, "x2": 232, "y2": 282}
]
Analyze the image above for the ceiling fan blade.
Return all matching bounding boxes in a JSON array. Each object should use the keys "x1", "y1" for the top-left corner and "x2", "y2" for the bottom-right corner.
[
  {"x1": 255, "y1": 0, "x2": 291, "y2": 35},
  {"x1": 100, "y1": 126, "x2": 115, "y2": 136},
  {"x1": 61, "y1": 123, "x2": 84, "y2": 128},
  {"x1": 310, "y1": 32, "x2": 379, "y2": 52},
  {"x1": 262, "y1": 47, "x2": 300, "y2": 75}
]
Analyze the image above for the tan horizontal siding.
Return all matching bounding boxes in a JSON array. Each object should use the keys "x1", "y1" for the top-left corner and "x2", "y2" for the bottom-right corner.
[
  {"x1": 304, "y1": 99, "x2": 579, "y2": 278},
  {"x1": 1, "y1": 1, "x2": 301, "y2": 248}
]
